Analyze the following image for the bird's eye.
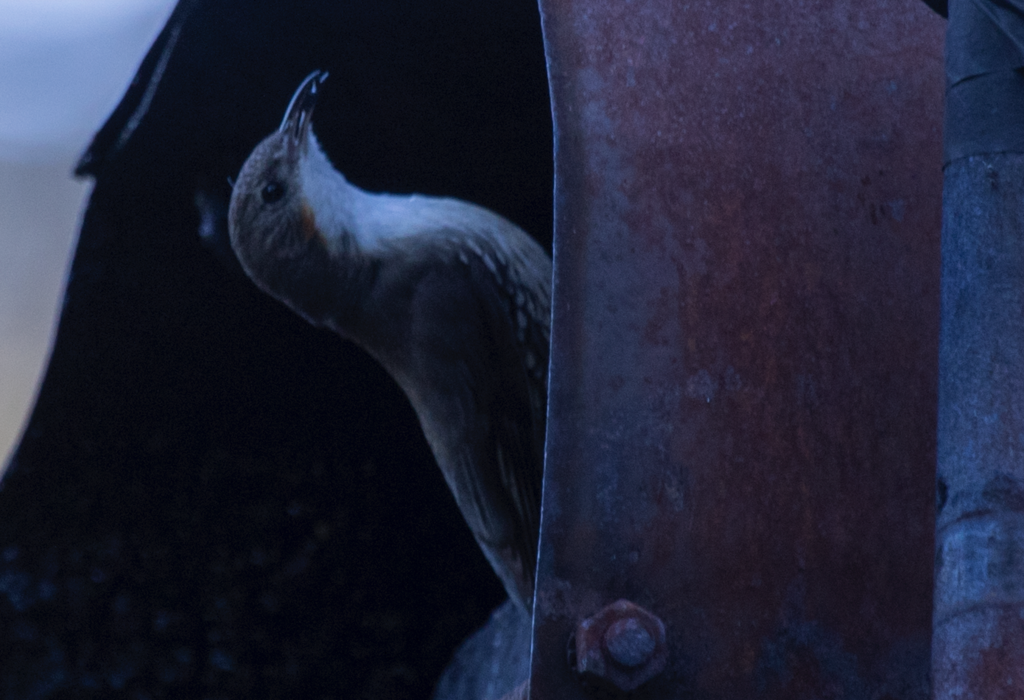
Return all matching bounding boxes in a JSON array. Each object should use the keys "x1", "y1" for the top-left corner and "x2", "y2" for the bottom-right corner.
[{"x1": 261, "y1": 181, "x2": 286, "y2": 204}]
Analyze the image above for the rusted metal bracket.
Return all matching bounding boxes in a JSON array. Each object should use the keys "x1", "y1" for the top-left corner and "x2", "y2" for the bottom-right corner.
[{"x1": 531, "y1": 0, "x2": 944, "y2": 697}]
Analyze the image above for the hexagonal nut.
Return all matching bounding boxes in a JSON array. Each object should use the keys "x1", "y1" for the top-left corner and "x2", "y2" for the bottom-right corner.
[{"x1": 573, "y1": 599, "x2": 667, "y2": 692}]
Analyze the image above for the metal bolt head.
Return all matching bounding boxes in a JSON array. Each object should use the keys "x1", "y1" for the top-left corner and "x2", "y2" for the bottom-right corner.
[
  {"x1": 573, "y1": 599, "x2": 667, "y2": 692},
  {"x1": 604, "y1": 617, "x2": 656, "y2": 668}
]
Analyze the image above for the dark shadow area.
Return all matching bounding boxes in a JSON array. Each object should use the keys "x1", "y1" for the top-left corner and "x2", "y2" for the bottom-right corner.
[{"x1": 0, "y1": 0, "x2": 551, "y2": 697}]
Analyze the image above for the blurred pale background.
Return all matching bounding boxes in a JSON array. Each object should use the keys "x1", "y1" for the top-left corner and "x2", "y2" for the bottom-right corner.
[{"x1": 0, "y1": 0, "x2": 177, "y2": 468}]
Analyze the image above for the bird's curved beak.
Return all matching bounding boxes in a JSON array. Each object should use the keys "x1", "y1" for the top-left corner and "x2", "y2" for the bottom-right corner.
[{"x1": 279, "y1": 70, "x2": 329, "y2": 148}]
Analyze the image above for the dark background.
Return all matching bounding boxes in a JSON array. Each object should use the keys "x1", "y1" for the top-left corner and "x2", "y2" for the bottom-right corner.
[{"x1": 0, "y1": 0, "x2": 552, "y2": 697}]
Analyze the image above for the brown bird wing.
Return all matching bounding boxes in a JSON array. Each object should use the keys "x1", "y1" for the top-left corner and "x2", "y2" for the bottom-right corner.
[
  {"x1": 379, "y1": 228, "x2": 549, "y2": 607},
  {"x1": 462, "y1": 242, "x2": 548, "y2": 593}
]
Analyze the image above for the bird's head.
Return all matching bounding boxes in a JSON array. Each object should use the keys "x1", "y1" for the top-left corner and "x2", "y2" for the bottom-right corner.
[{"x1": 228, "y1": 70, "x2": 331, "y2": 279}]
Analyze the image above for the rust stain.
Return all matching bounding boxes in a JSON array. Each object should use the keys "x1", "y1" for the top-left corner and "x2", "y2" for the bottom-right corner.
[{"x1": 530, "y1": 0, "x2": 944, "y2": 697}]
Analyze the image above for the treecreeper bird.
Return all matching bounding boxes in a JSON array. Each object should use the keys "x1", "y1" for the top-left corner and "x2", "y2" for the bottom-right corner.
[{"x1": 227, "y1": 71, "x2": 550, "y2": 613}]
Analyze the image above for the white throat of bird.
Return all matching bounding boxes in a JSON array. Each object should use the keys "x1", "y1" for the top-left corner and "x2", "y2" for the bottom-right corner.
[{"x1": 298, "y1": 133, "x2": 517, "y2": 260}]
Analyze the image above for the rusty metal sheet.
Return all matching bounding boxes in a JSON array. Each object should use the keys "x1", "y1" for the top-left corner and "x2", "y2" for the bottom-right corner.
[{"x1": 532, "y1": 1, "x2": 944, "y2": 697}]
